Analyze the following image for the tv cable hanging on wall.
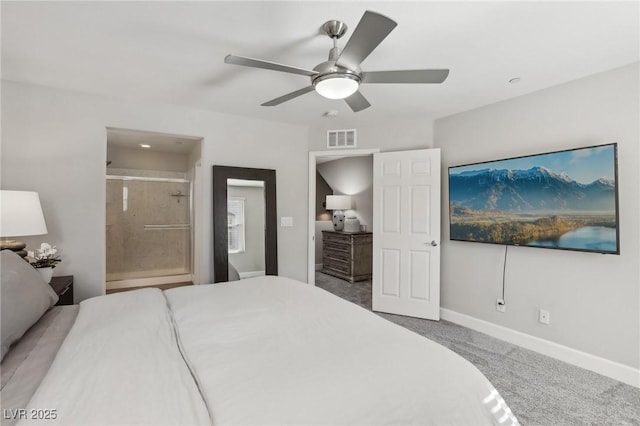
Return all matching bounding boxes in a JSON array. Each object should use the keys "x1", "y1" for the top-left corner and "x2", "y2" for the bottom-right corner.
[{"x1": 497, "y1": 245, "x2": 508, "y2": 312}]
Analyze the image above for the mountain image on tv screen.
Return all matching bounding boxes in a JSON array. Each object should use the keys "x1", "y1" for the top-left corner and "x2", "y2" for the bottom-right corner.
[{"x1": 448, "y1": 143, "x2": 619, "y2": 254}]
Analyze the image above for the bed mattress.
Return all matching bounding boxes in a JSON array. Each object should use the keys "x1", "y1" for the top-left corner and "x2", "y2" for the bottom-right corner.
[{"x1": 17, "y1": 276, "x2": 518, "y2": 425}]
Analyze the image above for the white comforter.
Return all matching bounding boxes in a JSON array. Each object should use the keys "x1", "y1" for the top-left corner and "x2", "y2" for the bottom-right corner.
[
  {"x1": 22, "y1": 276, "x2": 518, "y2": 426},
  {"x1": 20, "y1": 289, "x2": 210, "y2": 425}
]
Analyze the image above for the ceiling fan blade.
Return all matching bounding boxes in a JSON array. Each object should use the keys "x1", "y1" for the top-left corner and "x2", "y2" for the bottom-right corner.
[
  {"x1": 362, "y1": 69, "x2": 450, "y2": 84},
  {"x1": 225, "y1": 54, "x2": 318, "y2": 77},
  {"x1": 335, "y1": 11, "x2": 397, "y2": 71},
  {"x1": 261, "y1": 86, "x2": 316, "y2": 107},
  {"x1": 344, "y1": 91, "x2": 371, "y2": 112}
]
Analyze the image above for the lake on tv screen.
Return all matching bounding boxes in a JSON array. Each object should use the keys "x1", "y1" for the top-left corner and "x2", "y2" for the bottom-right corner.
[
  {"x1": 525, "y1": 226, "x2": 617, "y2": 252},
  {"x1": 449, "y1": 212, "x2": 618, "y2": 253}
]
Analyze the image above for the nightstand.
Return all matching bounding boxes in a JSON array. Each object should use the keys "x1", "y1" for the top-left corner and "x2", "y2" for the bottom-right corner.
[{"x1": 49, "y1": 275, "x2": 74, "y2": 306}]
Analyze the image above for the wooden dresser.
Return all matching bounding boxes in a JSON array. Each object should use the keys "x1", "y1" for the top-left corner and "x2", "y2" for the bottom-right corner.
[{"x1": 321, "y1": 231, "x2": 372, "y2": 282}]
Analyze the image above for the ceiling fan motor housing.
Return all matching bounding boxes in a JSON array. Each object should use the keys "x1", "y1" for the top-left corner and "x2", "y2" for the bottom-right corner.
[
  {"x1": 311, "y1": 60, "x2": 361, "y2": 85},
  {"x1": 312, "y1": 20, "x2": 362, "y2": 88}
]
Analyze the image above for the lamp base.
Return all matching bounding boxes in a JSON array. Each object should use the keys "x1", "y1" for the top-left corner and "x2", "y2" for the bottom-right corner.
[
  {"x1": 0, "y1": 239, "x2": 28, "y2": 257},
  {"x1": 332, "y1": 210, "x2": 345, "y2": 231}
]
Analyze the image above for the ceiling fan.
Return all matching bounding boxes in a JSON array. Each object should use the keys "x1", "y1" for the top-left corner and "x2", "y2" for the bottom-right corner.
[{"x1": 224, "y1": 10, "x2": 449, "y2": 112}]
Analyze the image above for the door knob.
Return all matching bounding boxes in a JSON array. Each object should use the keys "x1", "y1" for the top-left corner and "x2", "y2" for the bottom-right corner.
[{"x1": 429, "y1": 240, "x2": 439, "y2": 247}]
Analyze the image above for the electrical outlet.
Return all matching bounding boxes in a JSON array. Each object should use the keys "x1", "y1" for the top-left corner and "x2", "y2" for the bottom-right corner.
[
  {"x1": 539, "y1": 309, "x2": 550, "y2": 325},
  {"x1": 496, "y1": 298, "x2": 506, "y2": 313}
]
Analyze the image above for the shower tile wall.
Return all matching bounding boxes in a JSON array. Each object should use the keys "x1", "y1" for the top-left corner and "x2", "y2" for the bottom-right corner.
[{"x1": 106, "y1": 170, "x2": 190, "y2": 281}]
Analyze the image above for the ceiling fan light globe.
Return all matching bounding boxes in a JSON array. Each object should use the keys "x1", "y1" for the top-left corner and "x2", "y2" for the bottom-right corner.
[{"x1": 314, "y1": 76, "x2": 359, "y2": 100}]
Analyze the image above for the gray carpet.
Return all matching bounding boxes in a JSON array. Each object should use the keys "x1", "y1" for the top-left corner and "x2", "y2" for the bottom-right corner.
[{"x1": 315, "y1": 272, "x2": 640, "y2": 426}]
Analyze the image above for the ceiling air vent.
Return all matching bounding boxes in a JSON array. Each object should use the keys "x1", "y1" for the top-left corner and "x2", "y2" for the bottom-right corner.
[{"x1": 327, "y1": 129, "x2": 356, "y2": 149}]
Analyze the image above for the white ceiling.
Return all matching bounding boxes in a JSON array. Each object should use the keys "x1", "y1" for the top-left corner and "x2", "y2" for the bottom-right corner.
[
  {"x1": 107, "y1": 127, "x2": 200, "y2": 154},
  {"x1": 2, "y1": 1, "x2": 638, "y2": 128}
]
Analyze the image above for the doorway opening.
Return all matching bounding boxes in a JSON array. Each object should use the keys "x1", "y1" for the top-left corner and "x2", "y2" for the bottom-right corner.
[
  {"x1": 105, "y1": 128, "x2": 202, "y2": 292},
  {"x1": 308, "y1": 149, "x2": 379, "y2": 286},
  {"x1": 309, "y1": 148, "x2": 442, "y2": 321}
]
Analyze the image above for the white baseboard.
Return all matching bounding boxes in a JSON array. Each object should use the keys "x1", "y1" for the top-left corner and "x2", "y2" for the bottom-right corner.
[{"x1": 440, "y1": 308, "x2": 640, "y2": 388}]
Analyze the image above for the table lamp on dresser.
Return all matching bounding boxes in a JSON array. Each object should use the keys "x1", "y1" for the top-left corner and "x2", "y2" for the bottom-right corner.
[
  {"x1": 326, "y1": 194, "x2": 351, "y2": 231},
  {"x1": 0, "y1": 190, "x2": 48, "y2": 257}
]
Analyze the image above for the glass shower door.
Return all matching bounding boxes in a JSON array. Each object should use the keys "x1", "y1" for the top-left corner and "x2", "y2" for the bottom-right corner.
[{"x1": 106, "y1": 176, "x2": 191, "y2": 282}]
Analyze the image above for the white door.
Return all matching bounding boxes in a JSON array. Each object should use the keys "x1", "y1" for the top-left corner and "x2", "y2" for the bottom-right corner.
[{"x1": 372, "y1": 149, "x2": 441, "y2": 320}]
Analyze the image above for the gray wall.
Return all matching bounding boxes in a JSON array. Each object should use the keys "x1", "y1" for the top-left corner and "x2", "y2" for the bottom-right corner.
[
  {"x1": 315, "y1": 172, "x2": 332, "y2": 221},
  {"x1": 1, "y1": 80, "x2": 309, "y2": 301},
  {"x1": 434, "y1": 63, "x2": 639, "y2": 369},
  {"x1": 314, "y1": 172, "x2": 333, "y2": 267},
  {"x1": 317, "y1": 155, "x2": 374, "y2": 230},
  {"x1": 228, "y1": 185, "x2": 266, "y2": 274},
  {"x1": 308, "y1": 119, "x2": 435, "y2": 152}
]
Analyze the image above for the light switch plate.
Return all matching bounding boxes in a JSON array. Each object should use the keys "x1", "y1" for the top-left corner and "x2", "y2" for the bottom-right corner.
[{"x1": 280, "y1": 217, "x2": 293, "y2": 227}]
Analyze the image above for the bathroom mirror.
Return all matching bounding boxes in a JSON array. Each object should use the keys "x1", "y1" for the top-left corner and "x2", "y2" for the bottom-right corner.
[{"x1": 212, "y1": 166, "x2": 277, "y2": 283}]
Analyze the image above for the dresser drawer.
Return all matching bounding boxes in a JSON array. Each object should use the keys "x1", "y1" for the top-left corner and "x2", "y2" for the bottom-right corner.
[
  {"x1": 322, "y1": 231, "x2": 351, "y2": 244},
  {"x1": 323, "y1": 241, "x2": 350, "y2": 257},
  {"x1": 324, "y1": 253, "x2": 350, "y2": 266},
  {"x1": 321, "y1": 230, "x2": 372, "y2": 283},
  {"x1": 323, "y1": 257, "x2": 350, "y2": 274}
]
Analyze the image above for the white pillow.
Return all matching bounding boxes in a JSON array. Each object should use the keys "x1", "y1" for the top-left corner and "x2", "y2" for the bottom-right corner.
[{"x1": 1, "y1": 250, "x2": 59, "y2": 361}]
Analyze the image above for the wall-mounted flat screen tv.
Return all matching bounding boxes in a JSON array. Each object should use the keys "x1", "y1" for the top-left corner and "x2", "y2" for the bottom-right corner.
[{"x1": 448, "y1": 143, "x2": 619, "y2": 254}]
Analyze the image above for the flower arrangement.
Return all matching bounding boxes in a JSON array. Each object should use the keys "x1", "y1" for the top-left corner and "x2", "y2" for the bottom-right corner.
[{"x1": 27, "y1": 243, "x2": 62, "y2": 269}]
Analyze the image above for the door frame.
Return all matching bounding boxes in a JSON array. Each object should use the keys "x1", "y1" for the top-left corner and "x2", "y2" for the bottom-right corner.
[
  {"x1": 307, "y1": 148, "x2": 380, "y2": 285},
  {"x1": 191, "y1": 159, "x2": 202, "y2": 285}
]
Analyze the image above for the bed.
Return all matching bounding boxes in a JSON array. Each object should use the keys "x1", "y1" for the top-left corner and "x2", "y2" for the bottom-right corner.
[{"x1": 1, "y1": 250, "x2": 519, "y2": 425}]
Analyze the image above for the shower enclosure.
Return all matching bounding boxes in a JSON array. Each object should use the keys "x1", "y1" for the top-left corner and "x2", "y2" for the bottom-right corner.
[{"x1": 106, "y1": 173, "x2": 191, "y2": 285}]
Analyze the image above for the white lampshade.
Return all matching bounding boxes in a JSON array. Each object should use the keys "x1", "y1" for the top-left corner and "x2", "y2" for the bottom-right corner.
[
  {"x1": 326, "y1": 195, "x2": 351, "y2": 210},
  {"x1": 315, "y1": 76, "x2": 359, "y2": 100},
  {"x1": 0, "y1": 190, "x2": 48, "y2": 237}
]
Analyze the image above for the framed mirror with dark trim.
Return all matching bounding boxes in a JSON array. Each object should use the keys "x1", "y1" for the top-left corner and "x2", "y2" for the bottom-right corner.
[{"x1": 212, "y1": 166, "x2": 278, "y2": 283}]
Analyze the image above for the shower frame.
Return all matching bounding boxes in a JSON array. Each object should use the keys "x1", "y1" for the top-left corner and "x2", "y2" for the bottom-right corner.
[{"x1": 105, "y1": 174, "x2": 193, "y2": 288}]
